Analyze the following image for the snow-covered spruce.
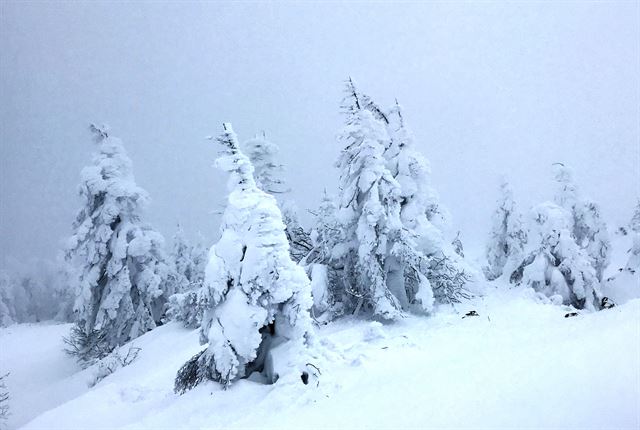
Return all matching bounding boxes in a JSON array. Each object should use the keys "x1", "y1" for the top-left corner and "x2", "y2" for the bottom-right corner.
[
  {"x1": 627, "y1": 200, "x2": 640, "y2": 274},
  {"x1": 383, "y1": 99, "x2": 470, "y2": 306},
  {"x1": 64, "y1": 124, "x2": 173, "y2": 365},
  {"x1": 485, "y1": 178, "x2": 527, "y2": 281},
  {"x1": 165, "y1": 225, "x2": 208, "y2": 328},
  {"x1": 512, "y1": 202, "x2": 602, "y2": 310},
  {"x1": 174, "y1": 123, "x2": 313, "y2": 393},
  {"x1": 329, "y1": 81, "x2": 446, "y2": 320},
  {"x1": 553, "y1": 163, "x2": 611, "y2": 282},
  {"x1": 242, "y1": 134, "x2": 312, "y2": 263},
  {"x1": 604, "y1": 200, "x2": 640, "y2": 304}
]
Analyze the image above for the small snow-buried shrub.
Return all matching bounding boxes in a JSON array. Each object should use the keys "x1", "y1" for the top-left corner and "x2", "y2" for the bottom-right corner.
[
  {"x1": 88, "y1": 345, "x2": 141, "y2": 387},
  {"x1": 63, "y1": 324, "x2": 112, "y2": 367}
]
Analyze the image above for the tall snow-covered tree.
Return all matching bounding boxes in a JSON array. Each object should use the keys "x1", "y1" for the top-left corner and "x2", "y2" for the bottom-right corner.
[
  {"x1": 242, "y1": 134, "x2": 312, "y2": 262},
  {"x1": 383, "y1": 100, "x2": 470, "y2": 305},
  {"x1": 512, "y1": 202, "x2": 601, "y2": 310},
  {"x1": 174, "y1": 124, "x2": 312, "y2": 392},
  {"x1": 553, "y1": 163, "x2": 611, "y2": 281},
  {"x1": 330, "y1": 81, "x2": 445, "y2": 319},
  {"x1": 65, "y1": 124, "x2": 172, "y2": 364},
  {"x1": 485, "y1": 179, "x2": 527, "y2": 281}
]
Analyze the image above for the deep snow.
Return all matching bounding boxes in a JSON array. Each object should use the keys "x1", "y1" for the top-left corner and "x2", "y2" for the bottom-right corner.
[{"x1": 1, "y1": 285, "x2": 638, "y2": 430}]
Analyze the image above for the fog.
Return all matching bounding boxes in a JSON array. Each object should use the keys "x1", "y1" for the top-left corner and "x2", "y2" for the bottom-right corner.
[{"x1": 1, "y1": 1, "x2": 638, "y2": 268}]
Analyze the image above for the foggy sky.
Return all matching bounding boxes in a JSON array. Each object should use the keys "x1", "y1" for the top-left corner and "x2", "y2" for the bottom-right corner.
[{"x1": 1, "y1": 1, "x2": 638, "y2": 269}]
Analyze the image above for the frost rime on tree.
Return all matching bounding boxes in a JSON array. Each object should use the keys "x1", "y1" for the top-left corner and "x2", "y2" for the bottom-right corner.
[
  {"x1": 243, "y1": 134, "x2": 312, "y2": 262},
  {"x1": 512, "y1": 203, "x2": 602, "y2": 310},
  {"x1": 64, "y1": 124, "x2": 172, "y2": 364},
  {"x1": 165, "y1": 225, "x2": 208, "y2": 328},
  {"x1": 384, "y1": 99, "x2": 469, "y2": 307},
  {"x1": 174, "y1": 123, "x2": 312, "y2": 392},
  {"x1": 485, "y1": 179, "x2": 527, "y2": 281},
  {"x1": 553, "y1": 164, "x2": 611, "y2": 282},
  {"x1": 330, "y1": 81, "x2": 451, "y2": 319}
]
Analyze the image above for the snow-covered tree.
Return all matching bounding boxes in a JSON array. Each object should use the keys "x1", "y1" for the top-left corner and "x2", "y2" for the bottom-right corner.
[
  {"x1": 165, "y1": 225, "x2": 208, "y2": 328},
  {"x1": 485, "y1": 179, "x2": 527, "y2": 281},
  {"x1": 602, "y1": 201, "x2": 640, "y2": 304},
  {"x1": 383, "y1": 100, "x2": 470, "y2": 305},
  {"x1": 281, "y1": 202, "x2": 313, "y2": 263},
  {"x1": 243, "y1": 134, "x2": 312, "y2": 262},
  {"x1": 622, "y1": 200, "x2": 640, "y2": 274},
  {"x1": 174, "y1": 124, "x2": 313, "y2": 392},
  {"x1": 333, "y1": 89, "x2": 405, "y2": 319},
  {"x1": 170, "y1": 224, "x2": 206, "y2": 293},
  {"x1": 242, "y1": 133, "x2": 288, "y2": 195},
  {"x1": 329, "y1": 81, "x2": 450, "y2": 319},
  {"x1": 553, "y1": 164, "x2": 611, "y2": 281},
  {"x1": 0, "y1": 372, "x2": 8, "y2": 425},
  {"x1": 65, "y1": 124, "x2": 172, "y2": 364},
  {"x1": 512, "y1": 202, "x2": 601, "y2": 310},
  {"x1": 0, "y1": 272, "x2": 13, "y2": 327},
  {"x1": 630, "y1": 199, "x2": 640, "y2": 234}
]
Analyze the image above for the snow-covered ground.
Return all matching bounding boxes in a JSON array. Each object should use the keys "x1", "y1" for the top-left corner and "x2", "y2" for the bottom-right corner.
[{"x1": 1, "y1": 285, "x2": 638, "y2": 430}]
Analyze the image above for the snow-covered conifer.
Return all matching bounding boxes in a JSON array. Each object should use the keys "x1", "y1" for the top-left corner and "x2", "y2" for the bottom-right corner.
[
  {"x1": 330, "y1": 82, "x2": 452, "y2": 319},
  {"x1": 383, "y1": 100, "x2": 470, "y2": 305},
  {"x1": 174, "y1": 124, "x2": 312, "y2": 392},
  {"x1": 485, "y1": 179, "x2": 527, "y2": 281},
  {"x1": 242, "y1": 133, "x2": 288, "y2": 195},
  {"x1": 281, "y1": 202, "x2": 313, "y2": 263},
  {"x1": 624, "y1": 201, "x2": 640, "y2": 273},
  {"x1": 165, "y1": 225, "x2": 209, "y2": 328},
  {"x1": 513, "y1": 202, "x2": 601, "y2": 310},
  {"x1": 243, "y1": 134, "x2": 312, "y2": 262},
  {"x1": 553, "y1": 164, "x2": 611, "y2": 281},
  {"x1": 65, "y1": 124, "x2": 172, "y2": 364}
]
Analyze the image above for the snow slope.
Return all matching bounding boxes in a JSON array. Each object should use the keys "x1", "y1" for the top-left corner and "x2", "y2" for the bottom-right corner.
[{"x1": 3, "y1": 287, "x2": 639, "y2": 430}]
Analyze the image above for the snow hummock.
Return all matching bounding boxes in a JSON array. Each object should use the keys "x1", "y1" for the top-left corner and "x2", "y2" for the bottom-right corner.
[{"x1": 3, "y1": 285, "x2": 638, "y2": 430}]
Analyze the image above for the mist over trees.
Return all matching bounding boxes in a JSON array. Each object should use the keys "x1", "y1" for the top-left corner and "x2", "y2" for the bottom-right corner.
[{"x1": 0, "y1": 79, "x2": 636, "y2": 404}]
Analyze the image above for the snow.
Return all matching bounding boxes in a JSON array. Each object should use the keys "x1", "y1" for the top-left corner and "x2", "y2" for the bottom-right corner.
[{"x1": 4, "y1": 284, "x2": 638, "y2": 430}]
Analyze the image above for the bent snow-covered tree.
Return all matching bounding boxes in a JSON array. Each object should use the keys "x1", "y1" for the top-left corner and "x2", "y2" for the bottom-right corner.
[
  {"x1": 512, "y1": 202, "x2": 602, "y2": 310},
  {"x1": 330, "y1": 81, "x2": 444, "y2": 320},
  {"x1": 243, "y1": 134, "x2": 312, "y2": 262},
  {"x1": 384, "y1": 100, "x2": 470, "y2": 305},
  {"x1": 65, "y1": 124, "x2": 171, "y2": 364},
  {"x1": 553, "y1": 164, "x2": 611, "y2": 282},
  {"x1": 485, "y1": 178, "x2": 527, "y2": 281},
  {"x1": 174, "y1": 124, "x2": 313, "y2": 393}
]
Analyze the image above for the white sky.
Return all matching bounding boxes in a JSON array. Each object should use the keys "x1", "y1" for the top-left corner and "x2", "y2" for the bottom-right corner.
[{"x1": 1, "y1": 1, "x2": 638, "y2": 267}]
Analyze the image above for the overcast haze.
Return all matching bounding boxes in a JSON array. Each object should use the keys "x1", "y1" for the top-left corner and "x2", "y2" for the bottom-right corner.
[{"x1": 1, "y1": 1, "x2": 638, "y2": 269}]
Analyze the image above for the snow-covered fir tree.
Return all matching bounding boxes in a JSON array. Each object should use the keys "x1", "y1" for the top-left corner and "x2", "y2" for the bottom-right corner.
[
  {"x1": 243, "y1": 134, "x2": 312, "y2": 262},
  {"x1": 165, "y1": 225, "x2": 208, "y2": 328},
  {"x1": 170, "y1": 224, "x2": 206, "y2": 292},
  {"x1": 553, "y1": 163, "x2": 611, "y2": 282},
  {"x1": 330, "y1": 81, "x2": 446, "y2": 319},
  {"x1": 281, "y1": 202, "x2": 313, "y2": 263},
  {"x1": 512, "y1": 202, "x2": 602, "y2": 310},
  {"x1": 242, "y1": 133, "x2": 288, "y2": 195},
  {"x1": 383, "y1": 99, "x2": 470, "y2": 306},
  {"x1": 174, "y1": 124, "x2": 313, "y2": 392},
  {"x1": 485, "y1": 178, "x2": 527, "y2": 281},
  {"x1": 623, "y1": 200, "x2": 640, "y2": 274},
  {"x1": 65, "y1": 124, "x2": 172, "y2": 364}
]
